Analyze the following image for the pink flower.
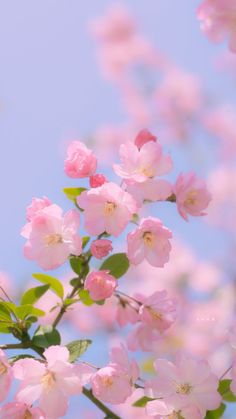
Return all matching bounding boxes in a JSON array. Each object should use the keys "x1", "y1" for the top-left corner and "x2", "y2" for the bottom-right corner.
[
  {"x1": 145, "y1": 355, "x2": 221, "y2": 417},
  {"x1": 113, "y1": 141, "x2": 172, "y2": 183},
  {"x1": 13, "y1": 346, "x2": 91, "y2": 419},
  {"x1": 64, "y1": 140, "x2": 97, "y2": 178},
  {"x1": 139, "y1": 290, "x2": 177, "y2": 332},
  {"x1": 91, "y1": 345, "x2": 138, "y2": 404},
  {"x1": 0, "y1": 403, "x2": 45, "y2": 419},
  {"x1": 146, "y1": 400, "x2": 202, "y2": 418},
  {"x1": 26, "y1": 197, "x2": 52, "y2": 222},
  {"x1": 127, "y1": 217, "x2": 172, "y2": 267},
  {"x1": 84, "y1": 270, "x2": 117, "y2": 301},
  {"x1": 90, "y1": 239, "x2": 113, "y2": 259},
  {"x1": 0, "y1": 350, "x2": 12, "y2": 403},
  {"x1": 173, "y1": 172, "x2": 212, "y2": 221},
  {"x1": 126, "y1": 179, "x2": 172, "y2": 207},
  {"x1": 134, "y1": 129, "x2": 157, "y2": 149},
  {"x1": 116, "y1": 298, "x2": 139, "y2": 327},
  {"x1": 197, "y1": 0, "x2": 236, "y2": 53},
  {"x1": 22, "y1": 204, "x2": 82, "y2": 270},
  {"x1": 89, "y1": 173, "x2": 107, "y2": 188},
  {"x1": 77, "y1": 182, "x2": 137, "y2": 237},
  {"x1": 127, "y1": 324, "x2": 161, "y2": 352}
]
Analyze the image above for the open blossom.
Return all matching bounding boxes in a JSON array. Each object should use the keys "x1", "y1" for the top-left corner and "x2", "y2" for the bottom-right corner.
[
  {"x1": 90, "y1": 239, "x2": 113, "y2": 259},
  {"x1": 77, "y1": 182, "x2": 137, "y2": 236},
  {"x1": 22, "y1": 204, "x2": 82, "y2": 270},
  {"x1": 91, "y1": 345, "x2": 139, "y2": 404},
  {"x1": 134, "y1": 129, "x2": 157, "y2": 149},
  {"x1": 84, "y1": 270, "x2": 117, "y2": 301},
  {"x1": 146, "y1": 399, "x2": 201, "y2": 418},
  {"x1": 113, "y1": 140, "x2": 172, "y2": 183},
  {"x1": 173, "y1": 172, "x2": 211, "y2": 221},
  {"x1": 116, "y1": 298, "x2": 139, "y2": 327},
  {"x1": 127, "y1": 217, "x2": 172, "y2": 267},
  {"x1": 13, "y1": 346, "x2": 91, "y2": 419},
  {"x1": 64, "y1": 140, "x2": 97, "y2": 178},
  {"x1": 139, "y1": 290, "x2": 177, "y2": 332},
  {"x1": 0, "y1": 403, "x2": 45, "y2": 419},
  {"x1": 197, "y1": 0, "x2": 236, "y2": 53},
  {"x1": 126, "y1": 179, "x2": 172, "y2": 207},
  {"x1": 127, "y1": 324, "x2": 161, "y2": 352},
  {"x1": 145, "y1": 355, "x2": 221, "y2": 417},
  {"x1": 0, "y1": 350, "x2": 12, "y2": 403},
  {"x1": 26, "y1": 197, "x2": 52, "y2": 222}
]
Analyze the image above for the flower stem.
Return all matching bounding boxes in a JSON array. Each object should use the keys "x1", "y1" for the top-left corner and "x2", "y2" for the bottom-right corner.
[{"x1": 82, "y1": 387, "x2": 121, "y2": 419}]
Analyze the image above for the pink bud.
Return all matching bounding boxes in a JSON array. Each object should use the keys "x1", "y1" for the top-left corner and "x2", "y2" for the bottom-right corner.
[
  {"x1": 91, "y1": 239, "x2": 113, "y2": 259},
  {"x1": 134, "y1": 129, "x2": 157, "y2": 149},
  {"x1": 89, "y1": 173, "x2": 108, "y2": 188},
  {"x1": 84, "y1": 270, "x2": 117, "y2": 301}
]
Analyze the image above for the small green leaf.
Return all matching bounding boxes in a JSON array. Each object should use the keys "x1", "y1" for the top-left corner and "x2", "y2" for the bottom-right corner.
[
  {"x1": 64, "y1": 298, "x2": 79, "y2": 307},
  {"x1": 100, "y1": 253, "x2": 130, "y2": 278},
  {"x1": 205, "y1": 403, "x2": 226, "y2": 418},
  {"x1": 66, "y1": 339, "x2": 92, "y2": 362},
  {"x1": 15, "y1": 305, "x2": 45, "y2": 320},
  {"x1": 218, "y1": 379, "x2": 236, "y2": 402},
  {"x1": 132, "y1": 396, "x2": 155, "y2": 407},
  {"x1": 21, "y1": 284, "x2": 50, "y2": 305},
  {"x1": 79, "y1": 289, "x2": 94, "y2": 306},
  {"x1": 82, "y1": 236, "x2": 90, "y2": 248},
  {"x1": 32, "y1": 273, "x2": 64, "y2": 299},
  {"x1": 70, "y1": 256, "x2": 83, "y2": 275},
  {"x1": 0, "y1": 322, "x2": 12, "y2": 333},
  {"x1": 63, "y1": 187, "x2": 87, "y2": 203},
  {"x1": 0, "y1": 302, "x2": 12, "y2": 322},
  {"x1": 32, "y1": 325, "x2": 61, "y2": 348},
  {"x1": 95, "y1": 299, "x2": 105, "y2": 305}
]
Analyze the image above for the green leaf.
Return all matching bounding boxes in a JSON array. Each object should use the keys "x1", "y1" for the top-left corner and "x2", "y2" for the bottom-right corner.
[
  {"x1": 205, "y1": 403, "x2": 226, "y2": 418},
  {"x1": 32, "y1": 325, "x2": 61, "y2": 348},
  {"x1": 132, "y1": 396, "x2": 155, "y2": 407},
  {"x1": 15, "y1": 305, "x2": 45, "y2": 320},
  {"x1": 32, "y1": 273, "x2": 64, "y2": 299},
  {"x1": 70, "y1": 257, "x2": 82, "y2": 275},
  {"x1": 100, "y1": 253, "x2": 130, "y2": 278},
  {"x1": 66, "y1": 339, "x2": 92, "y2": 362},
  {"x1": 63, "y1": 187, "x2": 87, "y2": 203},
  {"x1": 64, "y1": 298, "x2": 79, "y2": 307},
  {"x1": 0, "y1": 322, "x2": 12, "y2": 333},
  {"x1": 78, "y1": 289, "x2": 94, "y2": 306},
  {"x1": 218, "y1": 379, "x2": 236, "y2": 402},
  {"x1": 21, "y1": 284, "x2": 50, "y2": 305},
  {"x1": 82, "y1": 236, "x2": 90, "y2": 248},
  {"x1": 0, "y1": 302, "x2": 12, "y2": 322}
]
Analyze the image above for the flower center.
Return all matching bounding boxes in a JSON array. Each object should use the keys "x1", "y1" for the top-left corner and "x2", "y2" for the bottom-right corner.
[
  {"x1": 41, "y1": 371, "x2": 56, "y2": 391},
  {"x1": 44, "y1": 233, "x2": 63, "y2": 246},
  {"x1": 141, "y1": 166, "x2": 155, "y2": 178},
  {"x1": 102, "y1": 375, "x2": 114, "y2": 388},
  {"x1": 147, "y1": 306, "x2": 163, "y2": 320},
  {"x1": 176, "y1": 382, "x2": 192, "y2": 395},
  {"x1": 184, "y1": 190, "x2": 198, "y2": 206},
  {"x1": 24, "y1": 410, "x2": 33, "y2": 419},
  {"x1": 104, "y1": 201, "x2": 117, "y2": 215},
  {"x1": 0, "y1": 361, "x2": 7, "y2": 375},
  {"x1": 143, "y1": 231, "x2": 154, "y2": 247}
]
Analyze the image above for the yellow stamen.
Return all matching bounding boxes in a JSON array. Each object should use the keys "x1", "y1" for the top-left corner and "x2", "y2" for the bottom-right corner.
[
  {"x1": 44, "y1": 233, "x2": 63, "y2": 246},
  {"x1": 143, "y1": 231, "x2": 154, "y2": 248},
  {"x1": 101, "y1": 376, "x2": 114, "y2": 387},
  {"x1": 24, "y1": 410, "x2": 33, "y2": 419},
  {"x1": 176, "y1": 382, "x2": 192, "y2": 395},
  {"x1": 0, "y1": 361, "x2": 7, "y2": 375},
  {"x1": 104, "y1": 201, "x2": 117, "y2": 215},
  {"x1": 41, "y1": 371, "x2": 56, "y2": 391},
  {"x1": 147, "y1": 307, "x2": 162, "y2": 320},
  {"x1": 184, "y1": 190, "x2": 198, "y2": 206}
]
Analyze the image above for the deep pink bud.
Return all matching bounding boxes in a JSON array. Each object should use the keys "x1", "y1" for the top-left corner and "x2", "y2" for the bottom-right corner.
[
  {"x1": 134, "y1": 129, "x2": 157, "y2": 149},
  {"x1": 89, "y1": 173, "x2": 108, "y2": 188}
]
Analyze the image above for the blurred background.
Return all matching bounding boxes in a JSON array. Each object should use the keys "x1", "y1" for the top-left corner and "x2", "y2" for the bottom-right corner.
[{"x1": 0, "y1": 1, "x2": 236, "y2": 417}]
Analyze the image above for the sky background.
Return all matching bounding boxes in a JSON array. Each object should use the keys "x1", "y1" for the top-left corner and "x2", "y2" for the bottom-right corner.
[{"x1": 0, "y1": 1, "x2": 235, "y2": 417}]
